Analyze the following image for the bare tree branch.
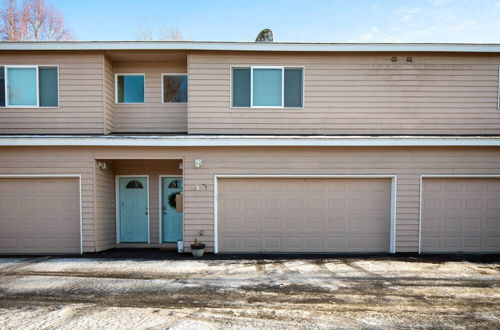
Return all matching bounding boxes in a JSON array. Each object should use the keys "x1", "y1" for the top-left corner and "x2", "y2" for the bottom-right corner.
[
  {"x1": 136, "y1": 22, "x2": 184, "y2": 41},
  {"x1": 0, "y1": 0, "x2": 74, "y2": 40}
]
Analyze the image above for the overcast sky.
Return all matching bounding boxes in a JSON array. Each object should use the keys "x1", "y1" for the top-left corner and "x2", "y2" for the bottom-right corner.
[{"x1": 51, "y1": 0, "x2": 500, "y2": 42}]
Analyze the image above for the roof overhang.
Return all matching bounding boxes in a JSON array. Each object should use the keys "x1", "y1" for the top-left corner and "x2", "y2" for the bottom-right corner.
[
  {"x1": 0, "y1": 41, "x2": 500, "y2": 53},
  {"x1": 0, "y1": 135, "x2": 499, "y2": 147}
]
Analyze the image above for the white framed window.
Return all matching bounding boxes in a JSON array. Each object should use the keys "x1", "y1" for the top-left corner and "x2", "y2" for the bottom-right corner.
[
  {"x1": 115, "y1": 73, "x2": 145, "y2": 104},
  {"x1": 231, "y1": 66, "x2": 304, "y2": 108},
  {"x1": 161, "y1": 73, "x2": 188, "y2": 103},
  {"x1": 0, "y1": 65, "x2": 59, "y2": 108}
]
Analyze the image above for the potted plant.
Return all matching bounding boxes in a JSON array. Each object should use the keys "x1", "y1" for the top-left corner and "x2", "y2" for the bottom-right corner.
[{"x1": 190, "y1": 238, "x2": 205, "y2": 257}]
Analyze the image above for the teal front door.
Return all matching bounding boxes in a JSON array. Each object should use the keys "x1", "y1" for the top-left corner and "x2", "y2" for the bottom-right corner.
[
  {"x1": 162, "y1": 177, "x2": 183, "y2": 242},
  {"x1": 119, "y1": 177, "x2": 148, "y2": 243}
]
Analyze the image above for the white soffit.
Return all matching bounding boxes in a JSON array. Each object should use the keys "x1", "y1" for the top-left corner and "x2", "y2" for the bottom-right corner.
[{"x1": 0, "y1": 135, "x2": 499, "y2": 147}]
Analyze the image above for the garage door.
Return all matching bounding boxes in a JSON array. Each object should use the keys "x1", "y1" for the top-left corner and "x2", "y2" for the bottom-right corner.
[
  {"x1": 218, "y1": 178, "x2": 392, "y2": 253},
  {"x1": 422, "y1": 178, "x2": 500, "y2": 253},
  {"x1": 0, "y1": 178, "x2": 80, "y2": 254}
]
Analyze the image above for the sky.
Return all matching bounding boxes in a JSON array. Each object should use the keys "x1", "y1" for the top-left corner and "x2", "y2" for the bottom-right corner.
[{"x1": 48, "y1": 0, "x2": 500, "y2": 43}]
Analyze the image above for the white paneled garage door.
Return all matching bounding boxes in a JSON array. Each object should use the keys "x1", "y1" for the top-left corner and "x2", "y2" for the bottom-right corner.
[
  {"x1": 217, "y1": 178, "x2": 393, "y2": 253},
  {"x1": 0, "y1": 177, "x2": 81, "y2": 254},
  {"x1": 421, "y1": 178, "x2": 500, "y2": 253}
]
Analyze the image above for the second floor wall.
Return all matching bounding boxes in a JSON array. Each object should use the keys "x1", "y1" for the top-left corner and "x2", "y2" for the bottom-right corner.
[
  {"x1": 0, "y1": 51, "x2": 106, "y2": 134},
  {"x1": 0, "y1": 48, "x2": 499, "y2": 135},
  {"x1": 187, "y1": 51, "x2": 500, "y2": 135}
]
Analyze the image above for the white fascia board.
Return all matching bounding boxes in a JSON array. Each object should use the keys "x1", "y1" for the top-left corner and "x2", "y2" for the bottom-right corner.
[
  {"x1": 0, "y1": 41, "x2": 500, "y2": 53},
  {"x1": 0, "y1": 136, "x2": 500, "y2": 147}
]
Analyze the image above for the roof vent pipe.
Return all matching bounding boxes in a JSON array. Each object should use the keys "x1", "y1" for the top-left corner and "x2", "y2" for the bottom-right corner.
[{"x1": 255, "y1": 29, "x2": 274, "y2": 42}]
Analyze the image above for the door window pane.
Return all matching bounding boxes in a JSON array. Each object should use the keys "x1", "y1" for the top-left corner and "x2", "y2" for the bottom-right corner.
[
  {"x1": 284, "y1": 68, "x2": 303, "y2": 107},
  {"x1": 116, "y1": 75, "x2": 144, "y2": 103},
  {"x1": 7, "y1": 67, "x2": 37, "y2": 106},
  {"x1": 252, "y1": 68, "x2": 282, "y2": 107},
  {"x1": 39, "y1": 67, "x2": 58, "y2": 107},
  {"x1": 232, "y1": 68, "x2": 251, "y2": 107},
  {"x1": 163, "y1": 75, "x2": 187, "y2": 103}
]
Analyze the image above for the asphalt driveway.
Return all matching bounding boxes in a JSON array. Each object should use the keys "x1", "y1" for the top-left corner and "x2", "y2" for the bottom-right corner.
[{"x1": 0, "y1": 255, "x2": 498, "y2": 329}]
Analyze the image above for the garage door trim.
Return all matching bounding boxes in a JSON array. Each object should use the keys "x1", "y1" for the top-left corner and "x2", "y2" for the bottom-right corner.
[
  {"x1": 418, "y1": 174, "x2": 500, "y2": 254},
  {"x1": 214, "y1": 174, "x2": 398, "y2": 254},
  {"x1": 0, "y1": 174, "x2": 83, "y2": 254}
]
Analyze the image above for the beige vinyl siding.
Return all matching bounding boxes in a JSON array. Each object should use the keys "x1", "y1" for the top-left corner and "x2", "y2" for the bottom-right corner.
[
  {"x1": 93, "y1": 160, "x2": 115, "y2": 252},
  {"x1": 1, "y1": 146, "x2": 499, "y2": 253},
  {"x1": 0, "y1": 147, "x2": 95, "y2": 252},
  {"x1": 0, "y1": 51, "x2": 105, "y2": 134},
  {"x1": 103, "y1": 56, "x2": 115, "y2": 134},
  {"x1": 188, "y1": 51, "x2": 500, "y2": 135},
  {"x1": 113, "y1": 62, "x2": 188, "y2": 133}
]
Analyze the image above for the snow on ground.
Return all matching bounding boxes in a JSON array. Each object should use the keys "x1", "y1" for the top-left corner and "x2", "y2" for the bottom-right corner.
[{"x1": 0, "y1": 256, "x2": 498, "y2": 329}]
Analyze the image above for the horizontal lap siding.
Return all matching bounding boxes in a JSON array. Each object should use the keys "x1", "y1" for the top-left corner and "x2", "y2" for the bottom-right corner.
[
  {"x1": 1, "y1": 146, "x2": 499, "y2": 253},
  {"x1": 103, "y1": 56, "x2": 115, "y2": 134},
  {"x1": 0, "y1": 147, "x2": 95, "y2": 252},
  {"x1": 114, "y1": 62, "x2": 188, "y2": 133},
  {"x1": 94, "y1": 160, "x2": 115, "y2": 252},
  {"x1": 0, "y1": 51, "x2": 105, "y2": 134},
  {"x1": 187, "y1": 51, "x2": 500, "y2": 134}
]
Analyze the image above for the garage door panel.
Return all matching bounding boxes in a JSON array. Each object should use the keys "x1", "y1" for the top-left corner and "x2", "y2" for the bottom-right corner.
[
  {"x1": 422, "y1": 178, "x2": 500, "y2": 253},
  {"x1": 218, "y1": 178, "x2": 392, "y2": 253},
  {"x1": 0, "y1": 178, "x2": 80, "y2": 254}
]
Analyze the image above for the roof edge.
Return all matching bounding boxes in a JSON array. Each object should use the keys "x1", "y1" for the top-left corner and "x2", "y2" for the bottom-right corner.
[{"x1": 0, "y1": 41, "x2": 500, "y2": 52}]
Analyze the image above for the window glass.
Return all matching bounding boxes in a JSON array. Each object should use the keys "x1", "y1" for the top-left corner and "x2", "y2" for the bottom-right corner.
[
  {"x1": 126, "y1": 180, "x2": 143, "y2": 189},
  {"x1": 117, "y1": 75, "x2": 144, "y2": 103},
  {"x1": 284, "y1": 68, "x2": 303, "y2": 107},
  {"x1": 7, "y1": 67, "x2": 37, "y2": 106},
  {"x1": 39, "y1": 67, "x2": 58, "y2": 107},
  {"x1": 163, "y1": 75, "x2": 188, "y2": 103},
  {"x1": 0, "y1": 67, "x2": 4, "y2": 107},
  {"x1": 252, "y1": 68, "x2": 282, "y2": 107},
  {"x1": 232, "y1": 68, "x2": 250, "y2": 107}
]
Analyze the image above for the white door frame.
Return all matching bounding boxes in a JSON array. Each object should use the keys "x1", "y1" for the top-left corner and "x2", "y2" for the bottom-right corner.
[
  {"x1": 0, "y1": 174, "x2": 83, "y2": 254},
  {"x1": 213, "y1": 174, "x2": 398, "y2": 254},
  {"x1": 158, "y1": 175, "x2": 184, "y2": 244},
  {"x1": 115, "y1": 175, "x2": 150, "y2": 244},
  {"x1": 418, "y1": 174, "x2": 500, "y2": 253}
]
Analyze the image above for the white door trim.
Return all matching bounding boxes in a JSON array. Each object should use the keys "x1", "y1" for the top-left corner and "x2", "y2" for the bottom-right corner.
[
  {"x1": 213, "y1": 174, "x2": 398, "y2": 254},
  {"x1": 115, "y1": 175, "x2": 150, "y2": 244},
  {"x1": 418, "y1": 174, "x2": 500, "y2": 254},
  {"x1": 158, "y1": 175, "x2": 183, "y2": 244},
  {"x1": 0, "y1": 174, "x2": 83, "y2": 254}
]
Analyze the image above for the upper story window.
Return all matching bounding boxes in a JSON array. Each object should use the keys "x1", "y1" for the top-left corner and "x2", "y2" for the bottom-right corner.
[
  {"x1": 0, "y1": 65, "x2": 58, "y2": 108},
  {"x1": 162, "y1": 74, "x2": 188, "y2": 103},
  {"x1": 115, "y1": 74, "x2": 145, "y2": 104},
  {"x1": 231, "y1": 66, "x2": 303, "y2": 108}
]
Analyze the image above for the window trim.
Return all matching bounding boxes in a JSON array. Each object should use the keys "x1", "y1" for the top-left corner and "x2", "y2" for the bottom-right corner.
[
  {"x1": 3, "y1": 64, "x2": 59, "y2": 109},
  {"x1": 115, "y1": 73, "x2": 146, "y2": 104},
  {"x1": 161, "y1": 73, "x2": 188, "y2": 104},
  {"x1": 230, "y1": 65, "x2": 304, "y2": 109}
]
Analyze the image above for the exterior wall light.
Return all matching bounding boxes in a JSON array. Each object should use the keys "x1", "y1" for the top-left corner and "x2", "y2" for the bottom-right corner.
[
  {"x1": 98, "y1": 161, "x2": 107, "y2": 170},
  {"x1": 194, "y1": 159, "x2": 203, "y2": 168}
]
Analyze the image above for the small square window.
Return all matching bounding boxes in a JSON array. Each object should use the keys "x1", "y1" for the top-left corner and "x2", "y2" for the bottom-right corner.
[
  {"x1": 162, "y1": 74, "x2": 188, "y2": 103},
  {"x1": 116, "y1": 74, "x2": 145, "y2": 104}
]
